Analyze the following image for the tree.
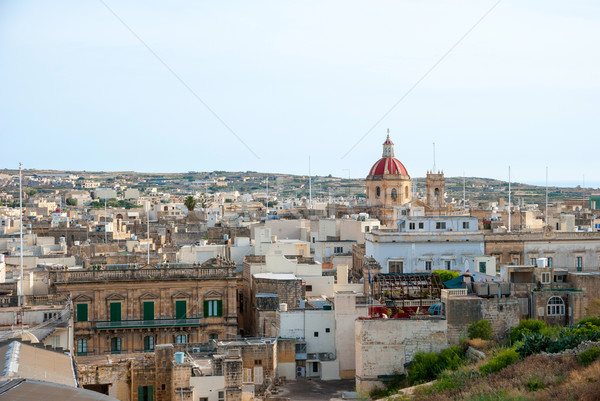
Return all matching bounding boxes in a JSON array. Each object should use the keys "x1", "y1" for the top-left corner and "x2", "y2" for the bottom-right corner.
[
  {"x1": 184, "y1": 196, "x2": 197, "y2": 212},
  {"x1": 66, "y1": 198, "x2": 78, "y2": 206},
  {"x1": 198, "y1": 193, "x2": 212, "y2": 210}
]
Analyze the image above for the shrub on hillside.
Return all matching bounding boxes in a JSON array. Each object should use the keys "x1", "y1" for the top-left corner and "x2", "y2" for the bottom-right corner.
[
  {"x1": 577, "y1": 347, "x2": 600, "y2": 367},
  {"x1": 407, "y1": 346, "x2": 466, "y2": 385},
  {"x1": 468, "y1": 319, "x2": 493, "y2": 341},
  {"x1": 479, "y1": 348, "x2": 520, "y2": 375},
  {"x1": 509, "y1": 319, "x2": 546, "y2": 343}
]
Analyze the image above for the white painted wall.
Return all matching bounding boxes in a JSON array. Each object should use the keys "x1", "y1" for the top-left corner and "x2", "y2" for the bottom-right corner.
[{"x1": 190, "y1": 375, "x2": 225, "y2": 401}]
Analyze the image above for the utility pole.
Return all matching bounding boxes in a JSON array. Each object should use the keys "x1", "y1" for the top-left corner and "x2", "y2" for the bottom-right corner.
[{"x1": 18, "y1": 163, "x2": 23, "y2": 308}]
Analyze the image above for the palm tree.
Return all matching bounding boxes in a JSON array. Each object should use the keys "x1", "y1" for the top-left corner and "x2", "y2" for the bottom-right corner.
[{"x1": 184, "y1": 196, "x2": 197, "y2": 212}]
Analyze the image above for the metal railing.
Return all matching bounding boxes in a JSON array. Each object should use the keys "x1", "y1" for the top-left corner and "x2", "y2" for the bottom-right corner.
[
  {"x1": 96, "y1": 317, "x2": 202, "y2": 329},
  {"x1": 53, "y1": 266, "x2": 235, "y2": 283}
]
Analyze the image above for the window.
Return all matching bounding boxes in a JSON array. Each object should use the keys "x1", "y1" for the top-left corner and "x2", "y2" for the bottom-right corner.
[
  {"x1": 530, "y1": 258, "x2": 536, "y2": 266},
  {"x1": 435, "y1": 222, "x2": 446, "y2": 230},
  {"x1": 314, "y1": 331, "x2": 319, "y2": 337},
  {"x1": 547, "y1": 257, "x2": 553, "y2": 267},
  {"x1": 479, "y1": 262, "x2": 486, "y2": 273},
  {"x1": 138, "y1": 385, "x2": 154, "y2": 401},
  {"x1": 405, "y1": 186, "x2": 409, "y2": 198},
  {"x1": 312, "y1": 237, "x2": 315, "y2": 243},
  {"x1": 365, "y1": 226, "x2": 370, "y2": 233},
  {"x1": 444, "y1": 260, "x2": 452, "y2": 270},
  {"x1": 376, "y1": 187, "x2": 381, "y2": 197},
  {"x1": 512, "y1": 258, "x2": 519, "y2": 265},
  {"x1": 218, "y1": 391, "x2": 225, "y2": 401},
  {"x1": 76, "y1": 303, "x2": 88, "y2": 322},
  {"x1": 576, "y1": 256, "x2": 583, "y2": 271},
  {"x1": 110, "y1": 302, "x2": 121, "y2": 322},
  {"x1": 144, "y1": 335, "x2": 154, "y2": 351},
  {"x1": 77, "y1": 339, "x2": 87, "y2": 356},
  {"x1": 389, "y1": 261, "x2": 403, "y2": 274},
  {"x1": 409, "y1": 222, "x2": 415, "y2": 230},
  {"x1": 143, "y1": 301, "x2": 154, "y2": 321},
  {"x1": 312, "y1": 363, "x2": 319, "y2": 373},
  {"x1": 204, "y1": 300, "x2": 223, "y2": 317},
  {"x1": 418, "y1": 222, "x2": 424, "y2": 229},
  {"x1": 425, "y1": 261, "x2": 432, "y2": 271},
  {"x1": 547, "y1": 296, "x2": 565, "y2": 316},
  {"x1": 111, "y1": 337, "x2": 121, "y2": 354},
  {"x1": 325, "y1": 328, "x2": 330, "y2": 333},
  {"x1": 305, "y1": 285, "x2": 313, "y2": 292},
  {"x1": 401, "y1": 210, "x2": 407, "y2": 216},
  {"x1": 176, "y1": 334, "x2": 187, "y2": 344},
  {"x1": 391, "y1": 188, "x2": 397, "y2": 199},
  {"x1": 255, "y1": 360, "x2": 262, "y2": 365},
  {"x1": 175, "y1": 300, "x2": 187, "y2": 320},
  {"x1": 162, "y1": 385, "x2": 166, "y2": 391},
  {"x1": 462, "y1": 222, "x2": 470, "y2": 229},
  {"x1": 541, "y1": 272, "x2": 551, "y2": 284},
  {"x1": 209, "y1": 333, "x2": 218, "y2": 340},
  {"x1": 334, "y1": 246, "x2": 344, "y2": 254}
]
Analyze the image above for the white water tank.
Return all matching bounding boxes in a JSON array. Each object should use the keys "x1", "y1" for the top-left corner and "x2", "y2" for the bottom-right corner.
[{"x1": 279, "y1": 303, "x2": 288, "y2": 311}]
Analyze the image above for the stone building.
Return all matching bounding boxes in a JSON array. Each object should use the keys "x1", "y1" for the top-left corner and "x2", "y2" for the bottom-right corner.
[
  {"x1": 51, "y1": 257, "x2": 238, "y2": 356},
  {"x1": 365, "y1": 133, "x2": 412, "y2": 226},
  {"x1": 485, "y1": 231, "x2": 600, "y2": 270}
]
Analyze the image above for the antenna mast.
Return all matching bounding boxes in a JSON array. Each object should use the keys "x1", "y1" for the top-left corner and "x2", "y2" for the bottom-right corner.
[
  {"x1": 309, "y1": 156, "x2": 312, "y2": 209},
  {"x1": 545, "y1": 167, "x2": 549, "y2": 227},
  {"x1": 432, "y1": 142, "x2": 436, "y2": 173},
  {"x1": 18, "y1": 163, "x2": 23, "y2": 308},
  {"x1": 508, "y1": 166, "x2": 511, "y2": 232}
]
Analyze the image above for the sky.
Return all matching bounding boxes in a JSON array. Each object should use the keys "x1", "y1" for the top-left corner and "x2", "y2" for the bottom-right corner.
[{"x1": 1, "y1": 1, "x2": 599, "y2": 187}]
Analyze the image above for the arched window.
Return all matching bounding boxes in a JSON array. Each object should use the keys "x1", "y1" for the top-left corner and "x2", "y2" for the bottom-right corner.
[
  {"x1": 547, "y1": 296, "x2": 565, "y2": 316},
  {"x1": 176, "y1": 334, "x2": 187, "y2": 344},
  {"x1": 376, "y1": 187, "x2": 381, "y2": 197},
  {"x1": 391, "y1": 189, "x2": 397, "y2": 199},
  {"x1": 434, "y1": 188, "x2": 440, "y2": 196},
  {"x1": 209, "y1": 333, "x2": 219, "y2": 340},
  {"x1": 405, "y1": 186, "x2": 409, "y2": 199}
]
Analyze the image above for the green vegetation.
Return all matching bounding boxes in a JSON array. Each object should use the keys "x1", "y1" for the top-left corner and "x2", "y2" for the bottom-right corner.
[
  {"x1": 433, "y1": 270, "x2": 460, "y2": 283},
  {"x1": 184, "y1": 196, "x2": 197, "y2": 211},
  {"x1": 516, "y1": 319, "x2": 600, "y2": 357},
  {"x1": 368, "y1": 371, "x2": 406, "y2": 399},
  {"x1": 577, "y1": 347, "x2": 600, "y2": 367},
  {"x1": 407, "y1": 346, "x2": 466, "y2": 385},
  {"x1": 479, "y1": 348, "x2": 520, "y2": 375},
  {"x1": 66, "y1": 198, "x2": 77, "y2": 206},
  {"x1": 468, "y1": 319, "x2": 493, "y2": 341},
  {"x1": 509, "y1": 319, "x2": 546, "y2": 343}
]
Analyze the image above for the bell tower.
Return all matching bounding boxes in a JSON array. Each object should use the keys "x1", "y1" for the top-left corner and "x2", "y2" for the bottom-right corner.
[{"x1": 425, "y1": 170, "x2": 445, "y2": 210}]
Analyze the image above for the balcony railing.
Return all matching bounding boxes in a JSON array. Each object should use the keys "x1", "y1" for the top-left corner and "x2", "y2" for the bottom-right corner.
[
  {"x1": 96, "y1": 317, "x2": 202, "y2": 329},
  {"x1": 53, "y1": 266, "x2": 235, "y2": 283}
]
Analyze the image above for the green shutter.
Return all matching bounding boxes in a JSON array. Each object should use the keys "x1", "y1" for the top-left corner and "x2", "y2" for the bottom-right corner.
[
  {"x1": 203, "y1": 300, "x2": 209, "y2": 317},
  {"x1": 138, "y1": 386, "x2": 143, "y2": 401},
  {"x1": 176, "y1": 300, "x2": 187, "y2": 320},
  {"x1": 76, "y1": 303, "x2": 88, "y2": 322},
  {"x1": 148, "y1": 385, "x2": 153, "y2": 401},
  {"x1": 110, "y1": 302, "x2": 121, "y2": 322},
  {"x1": 217, "y1": 300, "x2": 223, "y2": 317},
  {"x1": 143, "y1": 301, "x2": 154, "y2": 321}
]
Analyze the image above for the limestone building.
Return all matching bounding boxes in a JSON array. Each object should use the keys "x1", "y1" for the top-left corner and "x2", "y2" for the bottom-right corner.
[{"x1": 51, "y1": 257, "x2": 238, "y2": 356}]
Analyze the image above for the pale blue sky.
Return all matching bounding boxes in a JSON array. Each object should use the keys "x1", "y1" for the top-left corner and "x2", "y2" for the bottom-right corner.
[{"x1": 1, "y1": 1, "x2": 599, "y2": 187}]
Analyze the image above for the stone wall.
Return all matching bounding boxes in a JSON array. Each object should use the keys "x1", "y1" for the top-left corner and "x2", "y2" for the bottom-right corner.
[
  {"x1": 445, "y1": 295, "x2": 520, "y2": 343},
  {"x1": 355, "y1": 317, "x2": 448, "y2": 394}
]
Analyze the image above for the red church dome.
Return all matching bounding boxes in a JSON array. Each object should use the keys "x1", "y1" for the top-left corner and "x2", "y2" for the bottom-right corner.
[
  {"x1": 368, "y1": 133, "x2": 409, "y2": 176},
  {"x1": 369, "y1": 157, "x2": 408, "y2": 176}
]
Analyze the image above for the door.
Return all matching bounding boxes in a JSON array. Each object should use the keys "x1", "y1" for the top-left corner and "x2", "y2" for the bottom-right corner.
[
  {"x1": 143, "y1": 301, "x2": 154, "y2": 321},
  {"x1": 175, "y1": 300, "x2": 187, "y2": 320},
  {"x1": 110, "y1": 302, "x2": 121, "y2": 322}
]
